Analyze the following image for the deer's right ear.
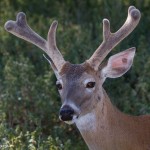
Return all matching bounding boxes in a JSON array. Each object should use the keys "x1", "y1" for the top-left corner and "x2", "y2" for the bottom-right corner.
[
  {"x1": 101, "y1": 47, "x2": 135, "y2": 81},
  {"x1": 43, "y1": 54, "x2": 60, "y2": 79}
]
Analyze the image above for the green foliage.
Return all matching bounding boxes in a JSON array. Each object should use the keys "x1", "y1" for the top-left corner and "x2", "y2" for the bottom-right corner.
[
  {"x1": 0, "y1": 0, "x2": 150, "y2": 149},
  {"x1": 0, "y1": 123, "x2": 72, "y2": 150}
]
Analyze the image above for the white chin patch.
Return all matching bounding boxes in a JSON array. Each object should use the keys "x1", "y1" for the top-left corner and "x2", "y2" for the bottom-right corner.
[
  {"x1": 63, "y1": 115, "x2": 78, "y2": 125},
  {"x1": 64, "y1": 120, "x2": 74, "y2": 125}
]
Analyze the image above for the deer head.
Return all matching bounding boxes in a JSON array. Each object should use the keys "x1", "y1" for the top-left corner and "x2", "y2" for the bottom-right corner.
[{"x1": 4, "y1": 6, "x2": 140, "y2": 125}]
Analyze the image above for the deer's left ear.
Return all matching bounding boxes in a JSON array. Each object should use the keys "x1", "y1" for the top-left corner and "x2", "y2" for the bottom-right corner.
[{"x1": 101, "y1": 47, "x2": 135, "y2": 79}]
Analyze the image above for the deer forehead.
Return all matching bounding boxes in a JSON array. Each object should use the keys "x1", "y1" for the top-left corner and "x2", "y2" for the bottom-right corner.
[{"x1": 59, "y1": 62, "x2": 98, "y2": 82}]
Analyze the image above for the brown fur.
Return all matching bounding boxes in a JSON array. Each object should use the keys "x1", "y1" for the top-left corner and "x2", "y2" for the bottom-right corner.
[
  {"x1": 79, "y1": 89, "x2": 150, "y2": 150},
  {"x1": 59, "y1": 62, "x2": 150, "y2": 150}
]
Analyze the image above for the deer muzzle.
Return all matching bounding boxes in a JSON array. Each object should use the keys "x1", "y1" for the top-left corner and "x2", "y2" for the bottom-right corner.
[{"x1": 59, "y1": 104, "x2": 79, "y2": 124}]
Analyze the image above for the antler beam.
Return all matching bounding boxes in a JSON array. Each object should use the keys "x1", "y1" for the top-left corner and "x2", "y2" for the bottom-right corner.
[
  {"x1": 4, "y1": 12, "x2": 66, "y2": 71},
  {"x1": 87, "y1": 6, "x2": 141, "y2": 70}
]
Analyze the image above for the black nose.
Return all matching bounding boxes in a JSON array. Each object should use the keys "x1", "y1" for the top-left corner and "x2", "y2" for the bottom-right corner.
[{"x1": 59, "y1": 105, "x2": 74, "y2": 121}]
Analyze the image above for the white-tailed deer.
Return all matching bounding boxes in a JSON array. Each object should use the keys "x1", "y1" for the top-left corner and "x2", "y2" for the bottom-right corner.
[{"x1": 4, "y1": 6, "x2": 150, "y2": 150}]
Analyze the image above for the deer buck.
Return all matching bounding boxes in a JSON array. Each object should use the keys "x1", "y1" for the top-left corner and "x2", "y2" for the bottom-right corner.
[{"x1": 4, "y1": 6, "x2": 150, "y2": 150}]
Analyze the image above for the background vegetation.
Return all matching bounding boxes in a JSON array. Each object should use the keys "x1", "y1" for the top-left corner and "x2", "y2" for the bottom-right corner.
[{"x1": 0, "y1": 0, "x2": 150, "y2": 149}]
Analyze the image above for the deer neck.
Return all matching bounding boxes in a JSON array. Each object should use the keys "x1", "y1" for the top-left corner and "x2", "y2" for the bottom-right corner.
[{"x1": 75, "y1": 88, "x2": 124, "y2": 150}]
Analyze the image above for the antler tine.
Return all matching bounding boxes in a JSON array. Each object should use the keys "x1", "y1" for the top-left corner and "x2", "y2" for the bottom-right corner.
[
  {"x1": 4, "y1": 12, "x2": 48, "y2": 53},
  {"x1": 4, "y1": 12, "x2": 66, "y2": 71},
  {"x1": 87, "y1": 6, "x2": 141, "y2": 70},
  {"x1": 47, "y1": 21, "x2": 66, "y2": 70}
]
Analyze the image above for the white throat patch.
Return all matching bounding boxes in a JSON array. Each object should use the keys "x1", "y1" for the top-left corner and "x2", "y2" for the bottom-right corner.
[{"x1": 75, "y1": 112, "x2": 96, "y2": 131}]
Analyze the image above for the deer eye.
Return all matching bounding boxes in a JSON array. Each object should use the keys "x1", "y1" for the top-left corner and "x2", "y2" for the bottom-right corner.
[
  {"x1": 86, "y1": 82, "x2": 95, "y2": 88},
  {"x1": 56, "y1": 82, "x2": 63, "y2": 90}
]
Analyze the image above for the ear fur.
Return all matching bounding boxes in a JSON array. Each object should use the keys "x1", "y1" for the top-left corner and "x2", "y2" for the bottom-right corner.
[
  {"x1": 43, "y1": 54, "x2": 60, "y2": 79},
  {"x1": 101, "y1": 47, "x2": 135, "y2": 80}
]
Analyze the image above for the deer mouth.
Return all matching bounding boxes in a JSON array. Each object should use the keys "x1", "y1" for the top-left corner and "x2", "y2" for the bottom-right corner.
[
  {"x1": 64, "y1": 120, "x2": 74, "y2": 125},
  {"x1": 63, "y1": 115, "x2": 79, "y2": 125}
]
